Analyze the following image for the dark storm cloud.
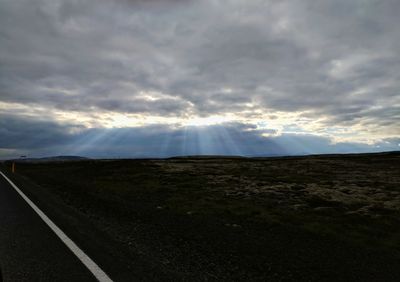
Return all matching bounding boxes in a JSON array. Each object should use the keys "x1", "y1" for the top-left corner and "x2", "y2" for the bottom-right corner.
[
  {"x1": 1, "y1": 116, "x2": 398, "y2": 159},
  {"x1": 0, "y1": 115, "x2": 81, "y2": 151}
]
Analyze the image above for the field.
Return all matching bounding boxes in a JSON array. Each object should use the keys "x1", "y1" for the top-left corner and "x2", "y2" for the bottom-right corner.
[{"x1": 3, "y1": 152, "x2": 400, "y2": 281}]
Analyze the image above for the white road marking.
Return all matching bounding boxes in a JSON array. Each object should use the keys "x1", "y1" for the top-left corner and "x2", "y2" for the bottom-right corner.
[{"x1": 0, "y1": 171, "x2": 113, "y2": 282}]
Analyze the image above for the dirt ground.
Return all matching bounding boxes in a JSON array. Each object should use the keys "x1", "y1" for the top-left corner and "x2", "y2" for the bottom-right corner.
[{"x1": 3, "y1": 152, "x2": 400, "y2": 281}]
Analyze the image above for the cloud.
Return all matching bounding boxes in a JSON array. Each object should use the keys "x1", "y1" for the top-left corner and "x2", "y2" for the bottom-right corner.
[{"x1": 0, "y1": 0, "x2": 399, "y2": 157}]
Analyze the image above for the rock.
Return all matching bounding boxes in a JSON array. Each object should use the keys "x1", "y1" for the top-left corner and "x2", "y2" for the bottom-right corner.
[
  {"x1": 291, "y1": 185, "x2": 306, "y2": 191},
  {"x1": 292, "y1": 204, "x2": 307, "y2": 211},
  {"x1": 225, "y1": 223, "x2": 242, "y2": 228},
  {"x1": 314, "y1": 207, "x2": 335, "y2": 213}
]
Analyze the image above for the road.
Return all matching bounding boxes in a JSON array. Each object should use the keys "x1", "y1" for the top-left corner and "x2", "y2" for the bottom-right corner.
[{"x1": 0, "y1": 171, "x2": 110, "y2": 282}]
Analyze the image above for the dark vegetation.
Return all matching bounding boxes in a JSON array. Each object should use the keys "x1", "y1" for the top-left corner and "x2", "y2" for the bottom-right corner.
[{"x1": 2, "y1": 152, "x2": 400, "y2": 281}]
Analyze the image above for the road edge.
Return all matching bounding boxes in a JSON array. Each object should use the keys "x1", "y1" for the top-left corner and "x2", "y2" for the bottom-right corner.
[{"x1": 0, "y1": 171, "x2": 113, "y2": 282}]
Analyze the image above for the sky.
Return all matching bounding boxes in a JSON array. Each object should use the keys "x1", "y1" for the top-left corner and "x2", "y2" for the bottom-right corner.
[{"x1": 0, "y1": 0, "x2": 399, "y2": 158}]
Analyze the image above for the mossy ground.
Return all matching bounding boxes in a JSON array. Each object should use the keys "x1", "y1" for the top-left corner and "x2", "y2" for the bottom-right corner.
[{"x1": 3, "y1": 152, "x2": 400, "y2": 281}]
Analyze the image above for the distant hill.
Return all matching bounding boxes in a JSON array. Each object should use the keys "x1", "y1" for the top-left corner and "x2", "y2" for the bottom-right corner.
[
  {"x1": 168, "y1": 155, "x2": 247, "y2": 160},
  {"x1": 167, "y1": 151, "x2": 400, "y2": 160},
  {"x1": 10, "y1": 156, "x2": 89, "y2": 163},
  {"x1": 4, "y1": 151, "x2": 399, "y2": 163}
]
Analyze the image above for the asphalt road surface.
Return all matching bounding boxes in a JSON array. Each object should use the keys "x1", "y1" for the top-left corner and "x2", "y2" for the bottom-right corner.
[{"x1": 0, "y1": 172, "x2": 104, "y2": 282}]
